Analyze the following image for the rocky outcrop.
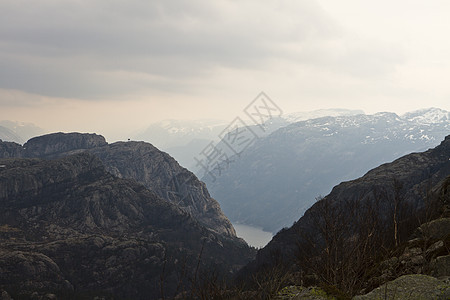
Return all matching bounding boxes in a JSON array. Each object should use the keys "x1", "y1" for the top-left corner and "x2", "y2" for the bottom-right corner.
[
  {"x1": 0, "y1": 140, "x2": 23, "y2": 158},
  {"x1": 90, "y1": 141, "x2": 235, "y2": 236},
  {"x1": 23, "y1": 132, "x2": 107, "y2": 158},
  {"x1": 0, "y1": 249, "x2": 73, "y2": 294},
  {"x1": 0, "y1": 289, "x2": 13, "y2": 300},
  {"x1": 354, "y1": 274, "x2": 450, "y2": 300},
  {"x1": 273, "y1": 214, "x2": 450, "y2": 299},
  {"x1": 361, "y1": 216, "x2": 450, "y2": 294},
  {"x1": 0, "y1": 132, "x2": 235, "y2": 236},
  {"x1": 0, "y1": 153, "x2": 254, "y2": 299}
]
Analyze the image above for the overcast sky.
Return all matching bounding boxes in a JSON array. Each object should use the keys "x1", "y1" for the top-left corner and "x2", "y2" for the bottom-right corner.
[{"x1": 1, "y1": 0, "x2": 449, "y2": 141}]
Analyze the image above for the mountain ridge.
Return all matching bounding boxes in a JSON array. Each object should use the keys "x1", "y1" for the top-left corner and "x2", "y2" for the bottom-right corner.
[
  {"x1": 0, "y1": 152, "x2": 254, "y2": 299},
  {"x1": 0, "y1": 121, "x2": 45, "y2": 144},
  {"x1": 241, "y1": 134, "x2": 450, "y2": 278},
  {"x1": 205, "y1": 108, "x2": 450, "y2": 232},
  {"x1": 0, "y1": 132, "x2": 235, "y2": 236}
]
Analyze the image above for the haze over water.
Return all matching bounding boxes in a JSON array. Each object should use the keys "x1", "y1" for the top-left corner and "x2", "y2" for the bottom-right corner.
[{"x1": 233, "y1": 223, "x2": 273, "y2": 248}]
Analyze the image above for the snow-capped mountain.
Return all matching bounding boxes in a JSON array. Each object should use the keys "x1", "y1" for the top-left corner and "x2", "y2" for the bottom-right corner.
[
  {"x1": 250, "y1": 108, "x2": 365, "y2": 138},
  {"x1": 137, "y1": 110, "x2": 365, "y2": 170},
  {"x1": 135, "y1": 119, "x2": 228, "y2": 149},
  {"x1": 402, "y1": 107, "x2": 449, "y2": 124},
  {"x1": 203, "y1": 108, "x2": 450, "y2": 233},
  {"x1": 134, "y1": 119, "x2": 228, "y2": 168},
  {"x1": 0, "y1": 126, "x2": 23, "y2": 143},
  {"x1": 283, "y1": 108, "x2": 365, "y2": 123}
]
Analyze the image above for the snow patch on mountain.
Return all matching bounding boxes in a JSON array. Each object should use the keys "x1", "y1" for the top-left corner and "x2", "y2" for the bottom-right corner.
[
  {"x1": 283, "y1": 108, "x2": 364, "y2": 123},
  {"x1": 402, "y1": 107, "x2": 450, "y2": 124}
]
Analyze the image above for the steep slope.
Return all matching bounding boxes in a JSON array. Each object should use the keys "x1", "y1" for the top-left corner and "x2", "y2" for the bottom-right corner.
[
  {"x1": 0, "y1": 132, "x2": 235, "y2": 236},
  {"x1": 0, "y1": 140, "x2": 23, "y2": 158},
  {"x1": 242, "y1": 134, "x2": 450, "y2": 278},
  {"x1": 89, "y1": 141, "x2": 235, "y2": 236},
  {"x1": 0, "y1": 153, "x2": 253, "y2": 299},
  {"x1": 205, "y1": 108, "x2": 449, "y2": 232}
]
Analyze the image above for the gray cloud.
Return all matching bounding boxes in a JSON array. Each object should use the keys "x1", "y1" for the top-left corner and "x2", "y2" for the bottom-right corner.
[{"x1": 0, "y1": 0, "x2": 404, "y2": 100}]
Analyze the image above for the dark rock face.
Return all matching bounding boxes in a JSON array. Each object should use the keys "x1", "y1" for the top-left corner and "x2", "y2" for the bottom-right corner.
[
  {"x1": 0, "y1": 132, "x2": 235, "y2": 236},
  {"x1": 23, "y1": 132, "x2": 107, "y2": 158},
  {"x1": 0, "y1": 153, "x2": 253, "y2": 299},
  {"x1": 242, "y1": 135, "x2": 450, "y2": 277},
  {"x1": 0, "y1": 250, "x2": 73, "y2": 294},
  {"x1": 360, "y1": 216, "x2": 450, "y2": 293},
  {"x1": 90, "y1": 142, "x2": 235, "y2": 236},
  {"x1": 0, "y1": 141, "x2": 23, "y2": 159}
]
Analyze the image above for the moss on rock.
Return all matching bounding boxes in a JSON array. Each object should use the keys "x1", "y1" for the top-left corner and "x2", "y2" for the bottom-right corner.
[
  {"x1": 353, "y1": 274, "x2": 450, "y2": 300},
  {"x1": 276, "y1": 286, "x2": 336, "y2": 299}
]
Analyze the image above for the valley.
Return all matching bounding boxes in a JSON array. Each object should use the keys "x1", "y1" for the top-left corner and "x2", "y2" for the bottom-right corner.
[{"x1": 2, "y1": 2, "x2": 450, "y2": 298}]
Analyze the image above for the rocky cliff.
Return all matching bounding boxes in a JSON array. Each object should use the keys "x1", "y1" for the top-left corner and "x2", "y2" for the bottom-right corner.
[
  {"x1": 0, "y1": 132, "x2": 235, "y2": 236},
  {"x1": 89, "y1": 141, "x2": 235, "y2": 236},
  {"x1": 0, "y1": 140, "x2": 23, "y2": 158},
  {"x1": 23, "y1": 132, "x2": 107, "y2": 158},
  {"x1": 0, "y1": 152, "x2": 253, "y2": 299}
]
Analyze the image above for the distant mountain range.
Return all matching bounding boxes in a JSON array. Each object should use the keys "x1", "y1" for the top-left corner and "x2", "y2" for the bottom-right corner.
[
  {"x1": 283, "y1": 108, "x2": 365, "y2": 123},
  {"x1": 135, "y1": 119, "x2": 228, "y2": 149},
  {"x1": 204, "y1": 108, "x2": 450, "y2": 232},
  {"x1": 0, "y1": 116, "x2": 448, "y2": 298},
  {"x1": 135, "y1": 109, "x2": 365, "y2": 170},
  {"x1": 134, "y1": 119, "x2": 228, "y2": 169},
  {"x1": 0, "y1": 120, "x2": 44, "y2": 144},
  {"x1": 0, "y1": 126, "x2": 22, "y2": 144}
]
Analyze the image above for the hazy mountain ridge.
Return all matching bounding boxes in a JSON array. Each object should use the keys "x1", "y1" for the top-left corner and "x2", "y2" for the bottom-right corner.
[
  {"x1": 402, "y1": 107, "x2": 449, "y2": 124},
  {"x1": 0, "y1": 152, "x2": 254, "y2": 299},
  {"x1": 0, "y1": 126, "x2": 23, "y2": 144},
  {"x1": 134, "y1": 119, "x2": 228, "y2": 149},
  {"x1": 0, "y1": 121, "x2": 45, "y2": 144},
  {"x1": 134, "y1": 109, "x2": 366, "y2": 170},
  {"x1": 282, "y1": 108, "x2": 365, "y2": 123},
  {"x1": 205, "y1": 108, "x2": 450, "y2": 232}
]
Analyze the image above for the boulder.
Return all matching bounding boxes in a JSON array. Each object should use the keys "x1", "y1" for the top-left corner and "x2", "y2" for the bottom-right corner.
[
  {"x1": 414, "y1": 218, "x2": 450, "y2": 240},
  {"x1": 353, "y1": 274, "x2": 450, "y2": 300},
  {"x1": 431, "y1": 255, "x2": 450, "y2": 277}
]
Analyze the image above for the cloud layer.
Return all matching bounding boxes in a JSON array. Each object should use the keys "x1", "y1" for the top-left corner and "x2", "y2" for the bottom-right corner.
[
  {"x1": 0, "y1": 0, "x2": 404, "y2": 99},
  {"x1": 0, "y1": 0, "x2": 449, "y2": 140}
]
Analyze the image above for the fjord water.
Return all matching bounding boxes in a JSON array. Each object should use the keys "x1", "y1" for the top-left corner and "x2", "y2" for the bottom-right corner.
[{"x1": 233, "y1": 223, "x2": 273, "y2": 248}]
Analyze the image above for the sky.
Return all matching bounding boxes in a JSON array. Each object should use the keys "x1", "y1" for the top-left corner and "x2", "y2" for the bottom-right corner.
[{"x1": 1, "y1": 0, "x2": 449, "y2": 141}]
